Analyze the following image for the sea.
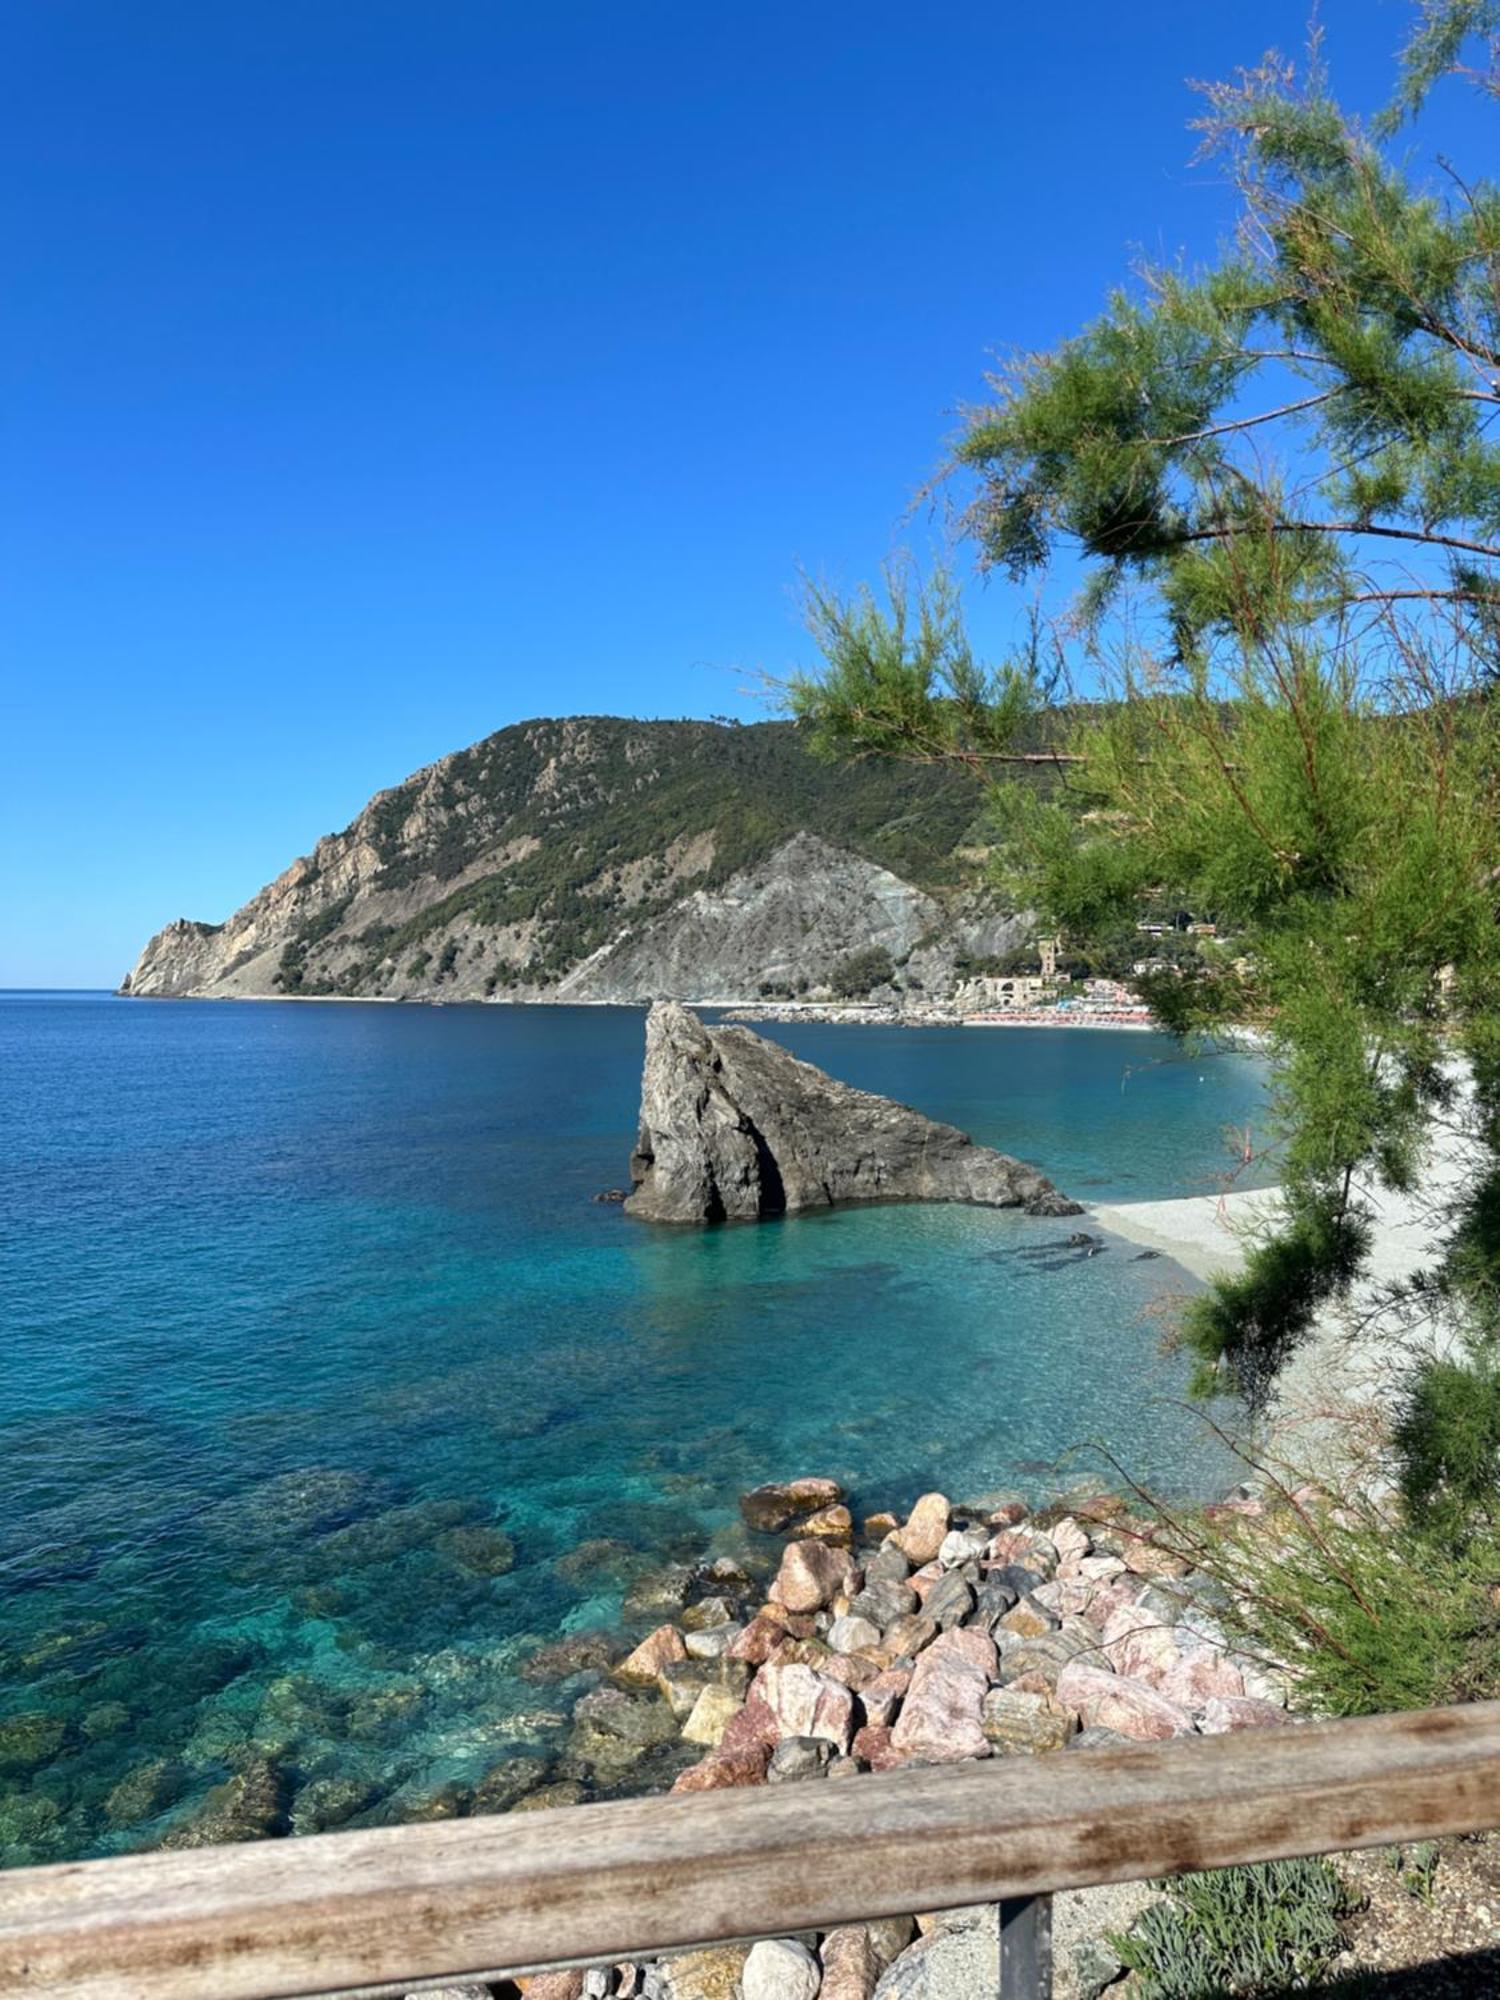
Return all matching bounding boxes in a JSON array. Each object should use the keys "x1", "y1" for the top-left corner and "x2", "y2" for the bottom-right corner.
[{"x1": 0, "y1": 991, "x2": 1271, "y2": 1862}]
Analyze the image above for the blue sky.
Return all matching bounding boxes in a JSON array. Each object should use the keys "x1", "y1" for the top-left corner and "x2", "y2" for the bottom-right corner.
[{"x1": 2, "y1": 1, "x2": 1479, "y2": 985}]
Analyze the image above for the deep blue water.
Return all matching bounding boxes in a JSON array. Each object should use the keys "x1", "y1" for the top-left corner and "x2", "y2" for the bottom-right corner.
[{"x1": 0, "y1": 993, "x2": 1270, "y2": 1862}]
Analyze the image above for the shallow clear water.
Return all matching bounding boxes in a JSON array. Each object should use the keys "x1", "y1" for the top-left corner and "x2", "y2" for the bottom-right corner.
[{"x1": 0, "y1": 993, "x2": 1270, "y2": 1861}]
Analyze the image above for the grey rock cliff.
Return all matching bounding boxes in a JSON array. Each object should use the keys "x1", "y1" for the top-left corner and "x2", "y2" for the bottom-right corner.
[{"x1": 624, "y1": 1002, "x2": 1081, "y2": 1223}]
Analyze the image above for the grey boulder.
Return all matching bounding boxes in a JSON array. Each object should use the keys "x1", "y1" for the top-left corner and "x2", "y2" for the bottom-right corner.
[{"x1": 625, "y1": 1002, "x2": 1080, "y2": 1224}]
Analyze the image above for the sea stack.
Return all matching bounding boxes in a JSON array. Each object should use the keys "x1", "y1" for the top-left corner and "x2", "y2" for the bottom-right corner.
[{"x1": 624, "y1": 1000, "x2": 1082, "y2": 1224}]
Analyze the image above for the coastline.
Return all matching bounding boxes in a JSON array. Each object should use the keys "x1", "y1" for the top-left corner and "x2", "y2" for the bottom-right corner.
[{"x1": 1090, "y1": 1106, "x2": 1479, "y2": 1467}]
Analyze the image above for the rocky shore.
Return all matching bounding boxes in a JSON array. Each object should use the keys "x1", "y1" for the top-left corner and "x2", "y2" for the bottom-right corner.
[{"x1": 425, "y1": 1475, "x2": 1288, "y2": 2000}]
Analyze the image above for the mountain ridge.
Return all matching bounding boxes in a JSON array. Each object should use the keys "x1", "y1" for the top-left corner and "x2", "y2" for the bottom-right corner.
[{"x1": 120, "y1": 716, "x2": 1027, "y2": 1003}]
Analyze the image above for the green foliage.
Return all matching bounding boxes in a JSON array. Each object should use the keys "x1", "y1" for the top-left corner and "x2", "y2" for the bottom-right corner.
[
  {"x1": 1162, "y1": 1486, "x2": 1500, "y2": 1718},
  {"x1": 1110, "y1": 1857, "x2": 1354, "y2": 1998},
  {"x1": 826, "y1": 945, "x2": 896, "y2": 997},
  {"x1": 789, "y1": 12, "x2": 1500, "y2": 1399},
  {"x1": 1395, "y1": 1352, "x2": 1500, "y2": 1543}
]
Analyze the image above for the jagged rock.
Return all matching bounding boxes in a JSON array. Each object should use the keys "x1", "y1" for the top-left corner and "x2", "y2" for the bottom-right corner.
[
  {"x1": 889, "y1": 1627, "x2": 996, "y2": 1763},
  {"x1": 615, "y1": 1625, "x2": 688, "y2": 1686},
  {"x1": 625, "y1": 1004, "x2": 1079, "y2": 1223}
]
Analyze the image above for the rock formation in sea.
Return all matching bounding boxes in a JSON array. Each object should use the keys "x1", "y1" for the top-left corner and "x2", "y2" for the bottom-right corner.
[
  {"x1": 624, "y1": 1001, "x2": 1082, "y2": 1222},
  {"x1": 118, "y1": 716, "x2": 1032, "y2": 1004}
]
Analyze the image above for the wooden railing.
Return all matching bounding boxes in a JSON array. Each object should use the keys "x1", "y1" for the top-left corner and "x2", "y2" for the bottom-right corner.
[{"x1": 2, "y1": 1701, "x2": 1499, "y2": 2000}]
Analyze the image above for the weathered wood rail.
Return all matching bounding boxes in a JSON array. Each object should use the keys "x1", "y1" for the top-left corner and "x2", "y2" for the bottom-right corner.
[{"x1": 2, "y1": 1701, "x2": 1498, "y2": 2000}]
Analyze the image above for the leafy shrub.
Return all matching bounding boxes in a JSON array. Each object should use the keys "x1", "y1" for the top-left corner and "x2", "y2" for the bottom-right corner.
[
  {"x1": 1394, "y1": 1342, "x2": 1500, "y2": 1549},
  {"x1": 1155, "y1": 1485, "x2": 1500, "y2": 1718},
  {"x1": 1110, "y1": 1858, "x2": 1354, "y2": 1998},
  {"x1": 828, "y1": 945, "x2": 896, "y2": 996}
]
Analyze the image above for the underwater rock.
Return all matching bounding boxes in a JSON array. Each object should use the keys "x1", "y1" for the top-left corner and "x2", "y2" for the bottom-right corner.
[
  {"x1": 519, "y1": 1629, "x2": 622, "y2": 1684},
  {"x1": 625, "y1": 1001, "x2": 1081, "y2": 1223},
  {"x1": 292, "y1": 1775, "x2": 381, "y2": 1834},
  {"x1": 435, "y1": 1524, "x2": 516, "y2": 1577},
  {"x1": 203, "y1": 1467, "x2": 391, "y2": 1549},
  {"x1": 162, "y1": 1755, "x2": 290, "y2": 1848},
  {"x1": 0, "y1": 1711, "x2": 67, "y2": 1777},
  {"x1": 739, "y1": 1478, "x2": 846, "y2": 1534},
  {"x1": 105, "y1": 1758, "x2": 186, "y2": 1828},
  {"x1": 472, "y1": 1753, "x2": 553, "y2": 1814}
]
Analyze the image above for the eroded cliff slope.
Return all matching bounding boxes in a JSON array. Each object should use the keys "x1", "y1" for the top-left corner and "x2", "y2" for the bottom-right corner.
[{"x1": 121, "y1": 716, "x2": 1025, "y2": 1003}]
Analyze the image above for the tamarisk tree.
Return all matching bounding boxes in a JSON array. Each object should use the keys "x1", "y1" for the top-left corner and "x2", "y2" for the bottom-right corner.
[{"x1": 790, "y1": 9, "x2": 1500, "y2": 1459}]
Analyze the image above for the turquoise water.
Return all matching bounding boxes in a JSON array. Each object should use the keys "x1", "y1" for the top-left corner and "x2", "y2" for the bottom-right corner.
[{"x1": 1, "y1": 993, "x2": 1270, "y2": 1861}]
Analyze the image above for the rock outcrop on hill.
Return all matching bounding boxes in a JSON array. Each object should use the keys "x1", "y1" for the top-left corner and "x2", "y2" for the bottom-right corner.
[
  {"x1": 119, "y1": 716, "x2": 1028, "y2": 1004},
  {"x1": 624, "y1": 1002, "x2": 1081, "y2": 1222}
]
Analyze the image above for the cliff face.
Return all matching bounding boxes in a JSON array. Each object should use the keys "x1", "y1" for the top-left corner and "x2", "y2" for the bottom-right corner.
[{"x1": 120, "y1": 716, "x2": 1026, "y2": 1004}]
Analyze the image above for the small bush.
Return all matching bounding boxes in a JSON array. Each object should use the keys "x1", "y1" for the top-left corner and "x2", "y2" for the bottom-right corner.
[
  {"x1": 1395, "y1": 1352, "x2": 1500, "y2": 1547},
  {"x1": 1110, "y1": 1857, "x2": 1354, "y2": 1998},
  {"x1": 827, "y1": 945, "x2": 896, "y2": 996},
  {"x1": 1154, "y1": 1487, "x2": 1500, "y2": 1718}
]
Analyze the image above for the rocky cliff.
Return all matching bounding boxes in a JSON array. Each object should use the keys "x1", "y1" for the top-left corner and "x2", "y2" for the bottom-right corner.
[
  {"x1": 625, "y1": 1002, "x2": 1080, "y2": 1221},
  {"x1": 120, "y1": 716, "x2": 1028, "y2": 1004}
]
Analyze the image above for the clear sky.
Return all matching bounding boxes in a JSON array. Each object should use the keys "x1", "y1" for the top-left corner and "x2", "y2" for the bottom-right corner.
[{"x1": 3, "y1": 1, "x2": 1480, "y2": 985}]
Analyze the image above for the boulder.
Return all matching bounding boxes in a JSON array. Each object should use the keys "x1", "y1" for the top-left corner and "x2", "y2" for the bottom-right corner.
[
  {"x1": 743, "y1": 1940, "x2": 821, "y2": 2000},
  {"x1": 1199, "y1": 1694, "x2": 1294, "y2": 1734},
  {"x1": 799, "y1": 1505, "x2": 855, "y2": 1546},
  {"x1": 769, "y1": 1541, "x2": 859, "y2": 1614},
  {"x1": 893, "y1": 1495, "x2": 951, "y2": 1564},
  {"x1": 820, "y1": 1925, "x2": 882, "y2": 2000},
  {"x1": 859, "y1": 1666, "x2": 912, "y2": 1727},
  {"x1": 888, "y1": 1627, "x2": 996, "y2": 1763},
  {"x1": 681, "y1": 1683, "x2": 743, "y2": 1747},
  {"x1": 981, "y1": 1686, "x2": 1077, "y2": 1755},
  {"x1": 828, "y1": 1614, "x2": 882, "y2": 1655},
  {"x1": 1055, "y1": 1662, "x2": 1196, "y2": 1741},
  {"x1": 754, "y1": 1661, "x2": 856, "y2": 1754},
  {"x1": 872, "y1": 1924, "x2": 998, "y2": 2000},
  {"x1": 615, "y1": 1624, "x2": 688, "y2": 1686},
  {"x1": 659, "y1": 1946, "x2": 752, "y2": 2000},
  {"x1": 625, "y1": 1003, "x2": 1079, "y2": 1223},
  {"x1": 767, "y1": 1735, "x2": 834, "y2": 1783},
  {"x1": 740, "y1": 1480, "x2": 847, "y2": 1534}
]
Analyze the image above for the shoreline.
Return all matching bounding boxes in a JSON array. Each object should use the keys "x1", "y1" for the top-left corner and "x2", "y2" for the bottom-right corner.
[{"x1": 1090, "y1": 1106, "x2": 1478, "y2": 1466}]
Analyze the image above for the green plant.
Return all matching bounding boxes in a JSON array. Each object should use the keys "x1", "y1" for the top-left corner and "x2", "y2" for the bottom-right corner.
[
  {"x1": 827, "y1": 945, "x2": 896, "y2": 996},
  {"x1": 1151, "y1": 1478, "x2": 1500, "y2": 1718},
  {"x1": 787, "y1": 7, "x2": 1500, "y2": 1407},
  {"x1": 1387, "y1": 1839, "x2": 1440, "y2": 1904},
  {"x1": 1109, "y1": 1857, "x2": 1355, "y2": 1997}
]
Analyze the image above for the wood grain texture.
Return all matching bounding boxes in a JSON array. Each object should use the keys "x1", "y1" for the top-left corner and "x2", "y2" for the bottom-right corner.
[{"x1": 2, "y1": 1702, "x2": 1499, "y2": 2000}]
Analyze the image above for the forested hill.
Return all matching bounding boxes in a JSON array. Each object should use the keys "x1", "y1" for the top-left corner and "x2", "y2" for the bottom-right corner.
[{"x1": 121, "y1": 716, "x2": 1027, "y2": 1004}]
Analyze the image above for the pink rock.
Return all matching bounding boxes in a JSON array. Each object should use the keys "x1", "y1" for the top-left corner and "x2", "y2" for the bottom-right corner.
[
  {"x1": 1157, "y1": 1651, "x2": 1245, "y2": 1709},
  {"x1": 1199, "y1": 1694, "x2": 1292, "y2": 1734},
  {"x1": 753, "y1": 1660, "x2": 856, "y2": 1753},
  {"x1": 614, "y1": 1624, "x2": 687, "y2": 1686},
  {"x1": 1056, "y1": 1662, "x2": 1196, "y2": 1741},
  {"x1": 820, "y1": 1925, "x2": 882, "y2": 2000},
  {"x1": 769, "y1": 1540, "x2": 860, "y2": 1614},
  {"x1": 888, "y1": 1626, "x2": 996, "y2": 1763},
  {"x1": 727, "y1": 1613, "x2": 786, "y2": 1665},
  {"x1": 1101, "y1": 1603, "x2": 1181, "y2": 1681},
  {"x1": 716, "y1": 1693, "x2": 780, "y2": 1759},
  {"x1": 521, "y1": 1973, "x2": 584, "y2": 2000},
  {"x1": 1051, "y1": 1516, "x2": 1091, "y2": 1564},
  {"x1": 1032, "y1": 1577, "x2": 1092, "y2": 1618},
  {"x1": 671, "y1": 1746, "x2": 770, "y2": 1791},
  {"x1": 860, "y1": 1666, "x2": 912, "y2": 1728},
  {"x1": 798, "y1": 1503, "x2": 855, "y2": 1545},
  {"x1": 1078, "y1": 1554, "x2": 1127, "y2": 1582},
  {"x1": 851, "y1": 1722, "x2": 903, "y2": 1771},
  {"x1": 882, "y1": 1613, "x2": 938, "y2": 1658},
  {"x1": 893, "y1": 1493, "x2": 951, "y2": 1564},
  {"x1": 817, "y1": 1652, "x2": 881, "y2": 1692},
  {"x1": 1080, "y1": 1575, "x2": 1140, "y2": 1632},
  {"x1": 906, "y1": 1561, "x2": 944, "y2": 1603},
  {"x1": 986, "y1": 1500, "x2": 1030, "y2": 1528}
]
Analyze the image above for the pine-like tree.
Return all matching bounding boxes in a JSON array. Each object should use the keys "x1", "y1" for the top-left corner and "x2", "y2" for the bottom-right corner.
[{"x1": 790, "y1": 7, "x2": 1500, "y2": 1440}]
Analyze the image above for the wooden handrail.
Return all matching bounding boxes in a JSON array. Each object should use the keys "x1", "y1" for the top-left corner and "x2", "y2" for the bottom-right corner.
[{"x1": 2, "y1": 1702, "x2": 1499, "y2": 2000}]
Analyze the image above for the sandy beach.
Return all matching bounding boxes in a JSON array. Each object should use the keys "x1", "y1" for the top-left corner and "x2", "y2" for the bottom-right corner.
[{"x1": 1090, "y1": 1108, "x2": 1479, "y2": 1470}]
